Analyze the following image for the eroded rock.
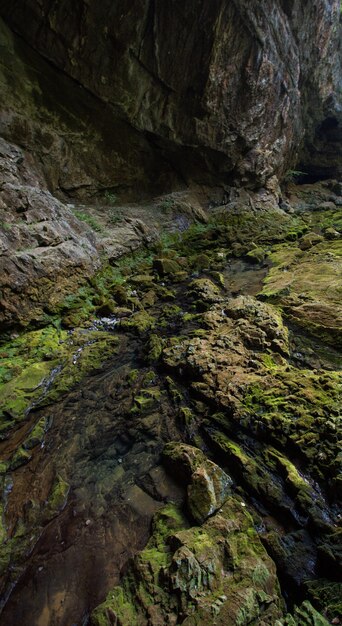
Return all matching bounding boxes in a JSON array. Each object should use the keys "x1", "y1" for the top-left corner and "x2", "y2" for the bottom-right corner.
[
  {"x1": 91, "y1": 497, "x2": 284, "y2": 626},
  {"x1": 163, "y1": 442, "x2": 232, "y2": 523}
]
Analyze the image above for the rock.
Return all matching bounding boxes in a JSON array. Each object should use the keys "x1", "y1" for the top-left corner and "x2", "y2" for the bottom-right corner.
[
  {"x1": 189, "y1": 278, "x2": 223, "y2": 305},
  {"x1": 91, "y1": 497, "x2": 284, "y2": 625},
  {"x1": 281, "y1": 600, "x2": 330, "y2": 625},
  {"x1": 146, "y1": 334, "x2": 164, "y2": 364},
  {"x1": 298, "y1": 232, "x2": 324, "y2": 250},
  {"x1": 324, "y1": 227, "x2": 340, "y2": 240},
  {"x1": 188, "y1": 464, "x2": 232, "y2": 524},
  {"x1": 246, "y1": 246, "x2": 266, "y2": 263},
  {"x1": 163, "y1": 442, "x2": 232, "y2": 523},
  {"x1": 304, "y1": 579, "x2": 342, "y2": 624},
  {"x1": 261, "y1": 237, "x2": 342, "y2": 346},
  {"x1": 2, "y1": 1, "x2": 340, "y2": 186},
  {"x1": 153, "y1": 258, "x2": 181, "y2": 277},
  {"x1": 112, "y1": 284, "x2": 128, "y2": 305},
  {"x1": 191, "y1": 253, "x2": 211, "y2": 270},
  {"x1": 95, "y1": 300, "x2": 116, "y2": 316},
  {"x1": 263, "y1": 530, "x2": 317, "y2": 588}
]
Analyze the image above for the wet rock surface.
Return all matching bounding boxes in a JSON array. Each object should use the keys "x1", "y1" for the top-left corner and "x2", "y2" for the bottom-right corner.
[
  {"x1": 0, "y1": 0, "x2": 341, "y2": 621},
  {"x1": 0, "y1": 199, "x2": 341, "y2": 625}
]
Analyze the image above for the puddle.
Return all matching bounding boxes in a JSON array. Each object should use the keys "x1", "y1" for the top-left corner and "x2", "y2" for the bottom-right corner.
[{"x1": 222, "y1": 258, "x2": 269, "y2": 296}]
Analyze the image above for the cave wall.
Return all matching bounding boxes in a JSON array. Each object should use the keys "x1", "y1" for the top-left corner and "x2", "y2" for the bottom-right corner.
[
  {"x1": 0, "y1": 0, "x2": 341, "y2": 196},
  {"x1": 0, "y1": 18, "x2": 182, "y2": 201}
]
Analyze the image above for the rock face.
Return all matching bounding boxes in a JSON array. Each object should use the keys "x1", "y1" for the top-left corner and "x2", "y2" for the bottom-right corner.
[
  {"x1": 0, "y1": 2, "x2": 341, "y2": 328},
  {"x1": 0, "y1": 136, "x2": 100, "y2": 328},
  {"x1": 0, "y1": 1, "x2": 341, "y2": 192},
  {"x1": 0, "y1": 136, "x2": 157, "y2": 329}
]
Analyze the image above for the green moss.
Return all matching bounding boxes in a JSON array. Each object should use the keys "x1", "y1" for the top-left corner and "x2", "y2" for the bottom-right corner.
[
  {"x1": 240, "y1": 368, "x2": 341, "y2": 482},
  {"x1": 0, "y1": 322, "x2": 120, "y2": 440},
  {"x1": 190, "y1": 253, "x2": 211, "y2": 270},
  {"x1": 91, "y1": 587, "x2": 138, "y2": 626},
  {"x1": 305, "y1": 579, "x2": 342, "y2": 620},
  {"x1": 91, "y1": 504, "x2": 186, "y2": 625},
  {"x1": 252, "y1": 561, "x2": 271, "y2": 586},
  {"x1": 260, "y1": 353, "x2": 279, "y2": 369},
  {"x1": 47, "y1": 475, "x2": 69, "y2": 514},
  {"x1": 120, "y1": 310, "x2": 155, "y2": 334},
  {"x1": 9, "y1": 446, "x2": 32, "y2": 470},
  {"x1": 146, "y1": 333, "x2": 164, "y2": 364},
  {"x1": 207, "y1": 431, "x2": 285, "y2": 508},
  {"x1": 0, "y1": 360, "x2": 55, "y2": 433},
  {"x1": 73, "y1": 209, "x2": 104, "y2": 232},
  {"x1": 127, "y1": 369, "x2": 139, "y2": 383},
  {"x1": 260, "y1": 239, "x2": 342, "y2": 346},
  {"x1": 131, "y1": 393, "x2": 157, "y2": 414},
  {"x1": 153, "y1": 257, "x2": 182, "y2": 277},
  {"x1": 23, "y1": 417, "x2": 47, "y2": 450},
  {"x1": 246, "y1": 247, "x2": 266, "y2": 263},
  {"x1": 282, "y1": 600, "x2": 330, "y2": 625}
]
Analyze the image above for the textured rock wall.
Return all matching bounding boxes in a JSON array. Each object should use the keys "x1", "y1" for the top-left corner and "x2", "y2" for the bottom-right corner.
[
  {"x1": 1, "y1": 0, "x2": 341, "y2": 192},
  {"x1": 0, "y1": 18, "x2": 178, "y2": 199}
]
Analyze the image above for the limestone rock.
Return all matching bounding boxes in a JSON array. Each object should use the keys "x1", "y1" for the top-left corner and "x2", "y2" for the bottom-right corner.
[
  {"x1": 163, "y1": 442, "x2": 232, "y2": 523},
  {"x1": 1, "y1": 1, "x2": 341, "y2": 188},
  {"x1": 188, "y1": 464, "x2": 232, "y2": 524},
  {"x1": 91, "y1": 497, "x2": 284, "y2": 625}
]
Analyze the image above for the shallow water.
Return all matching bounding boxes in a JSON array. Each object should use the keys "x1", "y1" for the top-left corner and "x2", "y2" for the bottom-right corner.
[{"x1": 222, "y1": 258, "x2": 269, "y2": 296}]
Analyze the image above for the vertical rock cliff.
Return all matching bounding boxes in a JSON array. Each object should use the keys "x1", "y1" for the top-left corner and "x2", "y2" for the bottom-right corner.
[{"x1": 1, "y1": 0, "x2": 341, "y2": 194}]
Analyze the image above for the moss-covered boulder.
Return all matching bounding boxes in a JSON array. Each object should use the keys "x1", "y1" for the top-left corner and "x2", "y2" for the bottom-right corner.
[
  {"x1": 153, "y1": 257, "x2": 181, "y2": 277},
  {"x1": 90, "y1": 497, "x2": 283, "y2": 626}
]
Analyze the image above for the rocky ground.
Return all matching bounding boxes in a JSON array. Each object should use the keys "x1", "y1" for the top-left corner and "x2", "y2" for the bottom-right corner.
[{"x1": 0, "y1": 180, "x2": 341, "y2": 625}]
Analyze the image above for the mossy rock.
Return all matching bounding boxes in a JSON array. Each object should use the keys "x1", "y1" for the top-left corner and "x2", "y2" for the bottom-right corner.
[
  {"x1": 298, "y1": 232, "x2": 324, "y2": 250},
  {"x1": 191, "y1": 253, "x2": 211, "y2": 270},
  {"x1": 131, "y1": 387, "x2": 161, "y2": 414},
  {"x1": 163, "y1": 442, "x2": 233, "y2": 523},
  {"x1": 145, "y1": 333, "x2": 164, "y2": 364},
  {"x1": 44, "y1": 475, "x2": 69, "y2": 518},
  {"x1": 9, "y1": 446, "x2": 32, "y2": 471},
  {"x1": 246, "y1": 246, "x2": 266, "y2": 263},
  {"x1": 279, "y1": 600, "x2": 330, "y2": 625},
  {"x1": 95, "y1": 300, "x2": 117, "y2": 316},
  {"x1": 112, "y1": 284, "x2": 128, "y2": 305},
  {"x1": 91, "y1": 497, "x2": 283, "y2": 625},
  {"x1": 260, "y1": 239, "x2": 342, "y2": 346},
  {"x1": 305, "y1": 579, "x2": 342, "y2": 621},
  {"x1": 0, "y1": 326, "x2": 119, "y2": 436},
  {"x1": 120, "y1": 310, "x2": 155, "y2": 334},
  {"x1": 153, "y1": 257, "x2": 181, "y2": 277}
]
